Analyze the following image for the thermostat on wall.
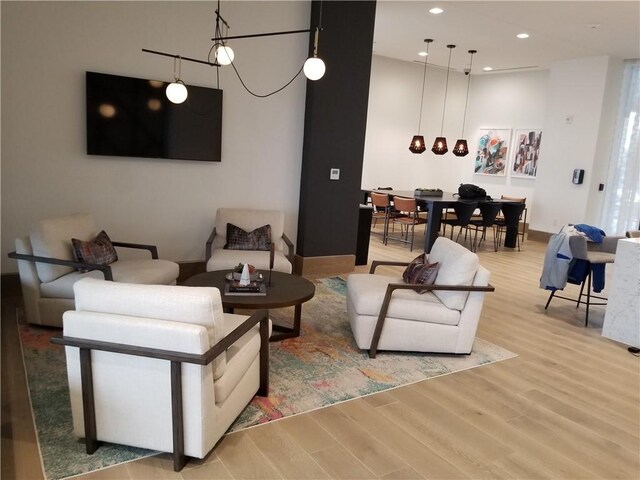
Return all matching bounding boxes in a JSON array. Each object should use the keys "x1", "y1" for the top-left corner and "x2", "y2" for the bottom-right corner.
[
  {"x1": 572, "y1": 169, "x2": 584, "y2": 184},
  {"x1": 330, "y1": 168, "x2": 340, "y2": 180}
]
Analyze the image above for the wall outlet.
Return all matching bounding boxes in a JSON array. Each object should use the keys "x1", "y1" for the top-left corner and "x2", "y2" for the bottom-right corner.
[{"x1": 330, "y1": 168, "x2": 340, "y2": 180}]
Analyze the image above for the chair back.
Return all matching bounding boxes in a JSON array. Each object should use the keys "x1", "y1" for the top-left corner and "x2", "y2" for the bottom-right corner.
[
  {"x1": 500, "y1": 195, "x2": 526, "y2": 204},
  {"x1": 213, "y1": 208, "x2": 285, "y2": 252},
  {"x1": 29, "y1": 213, "x2": 97, "y2": 283},
  {"x1": 452, "y1": 201, "x2": 478, "y2": 226},
  {"x1": 500, "y1": 203, "x2": 526, "y2": 227},
  {"x1": 392, "y1": 196, "x2": 417, "y2": 214},
  {"x1": 370, "y1": 192, "x2": 391, "y2": 210},
  {"x1": 478, "y1": 202, "x2": 502, "y2": 227}
]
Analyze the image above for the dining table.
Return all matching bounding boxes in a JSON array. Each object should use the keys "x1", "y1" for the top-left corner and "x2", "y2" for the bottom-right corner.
[{"x1": 363, "y1": 189, "x2": 522, "y2": 253}]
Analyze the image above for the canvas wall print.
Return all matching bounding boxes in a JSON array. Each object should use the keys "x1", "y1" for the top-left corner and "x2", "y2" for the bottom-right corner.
[
  {"x1": 474, "y1": 129, "x2": 511, "y2": 176},
  {"x1": 511, "y1": 129, "x2": 542, "y2": 178}
]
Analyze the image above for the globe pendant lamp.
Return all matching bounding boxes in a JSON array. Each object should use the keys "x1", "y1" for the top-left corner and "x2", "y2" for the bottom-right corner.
[
  {"x1": 304, "y1": 27, "x2": 326, "y2": 81},
  {"x1": 453, "y1": 49, "x2": 477, "y2": 157},
  {"x1": 409, "y1": 39, "x2": 433, "y2": 154},
  {"x1": 215, "y1": 45, "x2": 234, "y2": 65},
  {"x1": 166, "y1": 56, "x2": 188, "y2": 104},
  {"x1": 432, "y1": 44, "x2": 455, "y2": 155}
]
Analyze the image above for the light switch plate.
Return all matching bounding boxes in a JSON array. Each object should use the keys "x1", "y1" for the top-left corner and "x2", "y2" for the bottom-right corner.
[{"x1": 330, "y1": 168, "x2": 340, "y2": 180}]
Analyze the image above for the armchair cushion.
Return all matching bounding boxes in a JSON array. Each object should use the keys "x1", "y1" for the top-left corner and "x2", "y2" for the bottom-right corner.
[
  {"x1": 225, "y1": 223, "x2": 272, "y2": 251},
  {"x1": 347, "y1": 273, "x2": 460, "y2": 326},
  {"x1": 71, "y1": 230, "x2": 118, "y2": 268},
  {"x1": 207, "y1": 249, "x2": 292, "y2": 274},
  {"x1": 427, "y1": 237, "x2": 479, "y2": 310},
  {"x1": 40, "y1": 259, "x2": 180, "y2": 299},
  {"x1": 30, "y1": 213, "x2": 97, "y2": 282}
]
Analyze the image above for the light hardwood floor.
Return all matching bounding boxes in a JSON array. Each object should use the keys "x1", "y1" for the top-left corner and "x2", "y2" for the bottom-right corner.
[{"x1": 2, "y1": 227, "x2": 639, "y2": 480}]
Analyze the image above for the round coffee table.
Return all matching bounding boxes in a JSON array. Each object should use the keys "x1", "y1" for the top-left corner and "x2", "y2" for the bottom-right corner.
[{"x1": 184, "y1": 270, "x2": 315, "y2": 341}]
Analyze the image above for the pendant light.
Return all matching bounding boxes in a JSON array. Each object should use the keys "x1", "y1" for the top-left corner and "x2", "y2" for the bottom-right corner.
[
  {"x1": 166, "y1": 56, "x2": 188, "y2": 104},
  {"x1": 453, "y1": 49, "x2": 477, "y2": 157},
  {"x1": 432, "y1": 44, "x2": 455, "y2": 155},
  {"x1": 409, "y1": 39, "x2": 433, "y2": 154},
  {"x1": 304, "y1": 27, "x2": 326, "y2": 81}
]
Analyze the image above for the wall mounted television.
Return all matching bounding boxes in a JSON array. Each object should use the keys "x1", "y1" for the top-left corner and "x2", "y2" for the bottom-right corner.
[{"x1": 86, "y1": 71, "x2": 222, "y2": 162}]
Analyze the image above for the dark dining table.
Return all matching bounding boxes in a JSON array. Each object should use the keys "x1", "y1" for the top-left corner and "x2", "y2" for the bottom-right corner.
[{"x1": 364, "y1": 189, "x2": 521, "y2": 253}]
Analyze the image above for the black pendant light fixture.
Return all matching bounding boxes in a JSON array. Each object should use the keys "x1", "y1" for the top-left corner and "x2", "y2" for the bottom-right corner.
[
  {"x1": 432, "y1": 44, "x2": 455, "y2": 155},
  {"x1": 453, "y1": 49, "x2": 477, "y2": 157},
  {"x1": 409, "y1": 39, "x2": 433, "y2": 154}
]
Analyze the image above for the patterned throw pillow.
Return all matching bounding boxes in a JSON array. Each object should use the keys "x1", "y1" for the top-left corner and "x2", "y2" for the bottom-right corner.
[
  {"x1": 225, "y1": 223, "x2": 272, "y2": 251},
  {"x1": 402, "y1": 253, "x2": 440, "y2": 294},
  {"x1": 71, "y1": 230, "x2": 118, "y2": 268}
]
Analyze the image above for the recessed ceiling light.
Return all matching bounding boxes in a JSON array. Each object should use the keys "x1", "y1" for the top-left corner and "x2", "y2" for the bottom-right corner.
[
  {"x1": 429, "y1": 7, "x2": 444, "y2": 14},
  {"x1": 418, "y1": 51, "x2": 428, "y2": 57},
  {"x1": 483, "y1": 66, "x2": 493, "y2": 71},
  {"x1": 516, "y1": 33, "x2": 530, "y2": 39}
]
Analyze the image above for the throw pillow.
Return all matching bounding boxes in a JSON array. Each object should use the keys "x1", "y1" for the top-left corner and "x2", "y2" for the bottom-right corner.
[
  {"x1": 225, "y1": 223, "x2": 272, "y2": 251},
  {"x1": 71, "y1": 230, "x2": 118, "y2": 268},
  {"x1": 402, "y1": 254, "x2": 440, "y2": 294}
]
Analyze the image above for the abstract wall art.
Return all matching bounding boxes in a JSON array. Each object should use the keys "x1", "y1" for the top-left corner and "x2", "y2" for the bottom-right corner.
[
  {"x1": 474, "y1": 129, "x2": 511, "y2": 176},
  {"x1": 510, "y1": 129, "x2": 542, "y2": 178}
]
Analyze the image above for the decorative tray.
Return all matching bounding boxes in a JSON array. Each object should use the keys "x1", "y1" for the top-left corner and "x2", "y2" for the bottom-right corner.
[{"x1": 414, "y1": 188, "x2": 444, "y2": 197}]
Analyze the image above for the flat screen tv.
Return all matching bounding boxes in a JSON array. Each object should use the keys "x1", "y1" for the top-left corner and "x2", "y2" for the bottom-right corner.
[{"x1": 86, "y1": 71, "x2": 222, "y2": 162}]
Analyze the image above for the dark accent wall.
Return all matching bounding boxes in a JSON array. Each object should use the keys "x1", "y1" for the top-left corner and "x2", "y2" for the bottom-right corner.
[{"x1": 296, "y1": 0, "x2": 376, "y2": 257}]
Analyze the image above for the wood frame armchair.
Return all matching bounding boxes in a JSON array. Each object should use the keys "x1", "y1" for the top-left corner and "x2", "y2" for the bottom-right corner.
[
  {"x1": 365, "y1": 261, "x2": 494, "y2": 358},
  {"x1": 52, "y1": 309, "x2": 270, "y2": 472},
  {"x1": 347, "y1": 237, "x2": 494, "y2": 358},
  {"x1": 53, "y1": 278, "x2": 271, "y2": 472}
]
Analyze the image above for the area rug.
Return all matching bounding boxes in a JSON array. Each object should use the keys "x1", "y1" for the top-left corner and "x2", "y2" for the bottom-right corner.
[{"x1": 19, "y1": 276, "x2": 516, "y2": 480}]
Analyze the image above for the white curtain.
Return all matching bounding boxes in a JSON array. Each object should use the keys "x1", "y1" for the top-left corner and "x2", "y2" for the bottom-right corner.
[{"x1": 601, "y1": 59, "x2": 640, "y2": 235}]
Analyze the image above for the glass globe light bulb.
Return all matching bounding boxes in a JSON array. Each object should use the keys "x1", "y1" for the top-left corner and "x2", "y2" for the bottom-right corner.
[
  {"x1": 166, "y1": 81, "x2": 188, "y2": 104},
  {"x1": 216, "y1": 46, "x2": 234, "y2": 66},
  {"x1": 303, "y1": 57, "x2": 326, "y2": 81}
]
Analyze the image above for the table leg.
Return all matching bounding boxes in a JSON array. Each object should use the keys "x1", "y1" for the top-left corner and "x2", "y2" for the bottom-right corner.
[
  {"x1": 270, "y1": 304, "x2": 302, "y2": 342},
  {"x1": 424, "y1": 203, "x2": 443, "y2": 253},
  {"x1": 504, "y1": 225, "x2": 518, "y2": 248}
]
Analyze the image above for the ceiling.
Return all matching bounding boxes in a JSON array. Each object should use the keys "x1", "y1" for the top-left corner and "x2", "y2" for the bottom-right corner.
[{"x1": 372, "y1": 1, "x2": 640, "y2": 74}]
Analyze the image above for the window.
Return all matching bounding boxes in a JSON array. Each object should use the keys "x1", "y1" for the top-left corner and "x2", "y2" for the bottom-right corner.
[{"x1": 601, "y1": 60, "x2": 640, "y2": 235}]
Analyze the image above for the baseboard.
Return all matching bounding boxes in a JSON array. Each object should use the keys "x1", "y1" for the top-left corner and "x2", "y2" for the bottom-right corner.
[
  {"x1": 1, "y1": 273, "x2": 22, "y2": 298},
  {"x1": 527, "y1": 229, "x2": 552, "y2": 242},
  {"x1": 294, "y1": 254, "x2": 356, "y2": 276}
]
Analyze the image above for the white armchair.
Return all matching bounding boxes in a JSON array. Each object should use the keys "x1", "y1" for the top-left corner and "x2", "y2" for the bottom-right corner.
[
  {"x1": 205, "y1": 208, "x2": 294, "y2": 273},
  {"x1": 52, "y1": 278, "x2": 271, "y2": 471},
  {"x1": 347, "y1": 237, "x2": 494, "y2": 358},
  {"x1": 9, "y1": 213, "x2": 179, "y2": 327}
]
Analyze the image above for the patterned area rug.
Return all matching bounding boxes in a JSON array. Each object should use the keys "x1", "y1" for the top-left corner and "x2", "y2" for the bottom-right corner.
[{"x1": 19, "y1": 277, "x2": 516, "y2": 480}]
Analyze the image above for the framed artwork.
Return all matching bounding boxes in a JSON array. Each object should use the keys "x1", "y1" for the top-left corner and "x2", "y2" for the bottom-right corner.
[
  {"x1": 510, "y1": 129, "x2": 542, "y2": 178},
  {"x1": 473, "y1": 129, "x2": 511, "y2": 176}
]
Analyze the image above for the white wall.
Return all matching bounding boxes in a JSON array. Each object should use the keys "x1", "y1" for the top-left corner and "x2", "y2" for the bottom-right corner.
[
  {"x1": 362, "y1": 54, "x2": 548, "y2": 212},
  {"x1": 531, "y1": 56, "x2": 623, "y2": 233},
  {"x1": 363, "y1": 54, "x2": 625, "y2": 233},
  {"x1": 1, "y1": 1, "x2": 310, "y2": 273}
]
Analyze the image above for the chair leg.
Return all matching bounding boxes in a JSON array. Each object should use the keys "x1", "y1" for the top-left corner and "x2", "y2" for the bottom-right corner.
[
  {"x1": 585, "y1": 268, "x2": 592, "y2": 327},
  {"x1": 545, "y1": 290, "x2": 555, "y2": 309}
]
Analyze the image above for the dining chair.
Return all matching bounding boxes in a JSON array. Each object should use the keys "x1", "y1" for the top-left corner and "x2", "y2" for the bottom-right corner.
[
  {"x1": 386, "y1": 196, "x2": 427, "y2": 251},
  {"x1": 370, "y1": 192, "x2": 394, "y2": 244},
  {"x1": 441, "y1": 201, "x2": 478, "y2": 249},
  {"x1": 499, "y1": 196, "x2": 527, "y2": 243},
  {"x1": 467, "y1": 202, "x2": 502, "y2": 252},
  {"x1": 495, "y1": 203, "x2": 527, "y2": 251}
]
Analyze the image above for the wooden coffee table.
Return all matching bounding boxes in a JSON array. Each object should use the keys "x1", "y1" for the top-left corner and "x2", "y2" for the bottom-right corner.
[{"x1": 184, "y1": 270, "x2": 316, "y2": 341}]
